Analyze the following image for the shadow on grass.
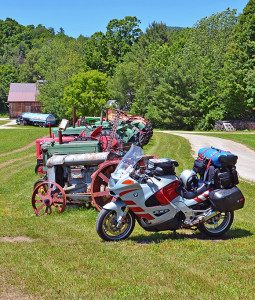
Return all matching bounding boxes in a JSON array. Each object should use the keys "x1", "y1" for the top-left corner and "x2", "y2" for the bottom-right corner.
[{"x1": 130, "y1": 228, "x2": 253, "y2": 244}]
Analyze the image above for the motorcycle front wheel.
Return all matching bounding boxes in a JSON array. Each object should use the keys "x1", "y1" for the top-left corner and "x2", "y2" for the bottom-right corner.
[
  {"x1": 96, "y1": 209, "x2": 135, "y2": 241},
  {"x1": 198, "y1": 211, "x2": 234, "y2": 237}
]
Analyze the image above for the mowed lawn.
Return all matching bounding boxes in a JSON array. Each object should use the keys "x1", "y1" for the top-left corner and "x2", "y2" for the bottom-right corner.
[
  {"x1": 197, "y1": 132, "x2": 255, "y2": 151},
  {"x1": 0, "y1": 130, "x2": 254, "y2": 299}
]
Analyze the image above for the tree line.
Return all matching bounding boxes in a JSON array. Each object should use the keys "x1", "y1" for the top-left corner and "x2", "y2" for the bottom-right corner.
[{"x1": 0, "y1": 0, "x2": 254, "y2": 129}]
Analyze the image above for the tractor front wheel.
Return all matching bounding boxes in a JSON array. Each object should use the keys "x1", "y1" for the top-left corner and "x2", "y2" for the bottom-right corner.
[{"x1": 32, "y1": 181, "x2": 66, "y2": 216}]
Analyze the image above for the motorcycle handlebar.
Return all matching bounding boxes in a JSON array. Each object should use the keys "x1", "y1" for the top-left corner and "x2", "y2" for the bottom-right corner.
[{"x1": 137, "y1": 170, "x2": 161, "y2": 182}]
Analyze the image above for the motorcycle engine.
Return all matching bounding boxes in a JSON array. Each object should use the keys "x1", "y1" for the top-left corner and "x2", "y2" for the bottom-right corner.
[{"x1": 67, "y1": 166, "x2": 97, "y2": 193}]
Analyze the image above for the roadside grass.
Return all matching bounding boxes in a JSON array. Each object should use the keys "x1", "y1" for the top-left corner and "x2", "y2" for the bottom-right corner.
[
  {"x1": 143, "y1": 132, "x2": 194, "y2": 174},
  {"x1": 0, "y1": 131, "x2": 254, "y2": 299},
  {"x1": 0, "y1": 120, "x2": 9, "y2": 126},
  {"x1": 202, "y1": 132, "x2": 255, "y2": 151},
  {"x1": 159, "y1": 129, "x2": 255, "y2": 151}
]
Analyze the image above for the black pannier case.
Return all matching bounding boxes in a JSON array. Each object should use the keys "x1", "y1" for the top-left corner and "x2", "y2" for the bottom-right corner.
[
  {"x1": 209, "y1": 187, "x2": 245, "y2": 212},
  {"x1": 148, "y1": 158, "x2": 178, "y2": 175}
]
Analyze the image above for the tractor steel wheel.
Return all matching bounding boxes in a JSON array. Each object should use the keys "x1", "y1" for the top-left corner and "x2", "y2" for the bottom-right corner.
[
  {"x1": 32, "y1": 181, "x2": 66, "y2": 216},
  {"x1": 91, "y1": 160, "x2": 119, "y2": 211},
  {"x1": 33, "y1": 177, "x2": 47, "y2": 190}
]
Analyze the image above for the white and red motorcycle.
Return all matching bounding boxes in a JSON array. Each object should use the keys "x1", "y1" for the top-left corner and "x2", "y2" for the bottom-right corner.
[{"x1": 96, "y1": 145, "x2": 245, "y2": 241}]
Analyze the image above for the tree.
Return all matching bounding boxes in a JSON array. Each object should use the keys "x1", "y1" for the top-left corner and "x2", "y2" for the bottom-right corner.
[
  {"x1": 0, "y1": 64, "x2": 17, "y2": 112},
  {"x1": 63, "y1": 70, "x2": 109, "y2": 117},
  {"x1": 218, "y1": 0, "x2": 255, "y2": 119},
  {"x1": 106, "y1": 16, "x2": 142, "y2": 60},
  {"x1": 77, "y1": 32, "x2": 110, "y2": 73},
  {"x1": 19, "y1": 38, "x2": 87, "y2": 118},
  {"x1": 57, "y1": 27, "x2": 65, "y2": 35},
  {"x1": 139, "y1": 22, "x2": 174, "y2": 47},
  {"x1": 110, "y1": 10, "x2": 238, "y2": 129},
  {"x1": 0, "y1": 18, "x2": 55, "y2": 66},
  {"x1": 109, "y1": 59, "x2": 143, "y2": 109},
  {"x1": 0, "y1": 10, "x2": 250, "y2": 127}
]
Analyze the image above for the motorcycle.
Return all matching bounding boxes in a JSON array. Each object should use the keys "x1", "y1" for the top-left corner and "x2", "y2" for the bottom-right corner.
[{"x1": 96, "y1": 145, "x2": 245, "y2": 241}]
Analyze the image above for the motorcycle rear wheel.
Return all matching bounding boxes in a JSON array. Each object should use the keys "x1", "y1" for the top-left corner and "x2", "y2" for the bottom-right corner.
[
  {"x1": 198, "y1": 211, "x2": 234, "y2": 237},
  {"x1": 96, "y1": 209, "x2": 135, "y2": 241}
]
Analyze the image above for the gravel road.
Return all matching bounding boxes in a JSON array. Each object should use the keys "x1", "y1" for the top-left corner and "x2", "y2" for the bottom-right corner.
[{"x1": 163, "y1": 131, "x2": 255, "y2": 182}]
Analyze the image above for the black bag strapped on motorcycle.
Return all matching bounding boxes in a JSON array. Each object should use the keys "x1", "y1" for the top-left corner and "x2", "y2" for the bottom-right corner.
[
  {"x1": 148, "y1": 158, "x2": 178, "y2": 175},
  {"x1": 214, "y1": 167, "x2": 239, "y2": 189},
  {"x1": 209, "y1": 186, "x2": 245, "y2": 212},
  {"x1": 219, "y1": 154, "x2": 238, "y2": 167}
]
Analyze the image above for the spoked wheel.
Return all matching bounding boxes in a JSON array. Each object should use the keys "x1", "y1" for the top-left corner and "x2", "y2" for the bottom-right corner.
[
  {"x1": 91, "y1": 161, "x2": 119, "y2": 211},
  {"x1": 96, "y1": 209, "x2": 135, "y2": 241},
  {"x1": 33, "y1": 177, "x2": 47, "y2": 190},
  {"x1": 198, "y1": 211, "x2": 234, "y2": 237},
  {"x1": 32, "y1": 181, "x2": 66, "y2": 216}
]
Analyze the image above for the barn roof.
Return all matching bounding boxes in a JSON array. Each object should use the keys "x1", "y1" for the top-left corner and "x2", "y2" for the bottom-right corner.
[{"x1": 7, "y1": 83, "x2": 38, "y2": 102}]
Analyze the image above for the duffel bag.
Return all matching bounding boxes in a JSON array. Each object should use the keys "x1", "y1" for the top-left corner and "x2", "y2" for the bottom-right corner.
[{"x1": 198, "y1": 147, "x2": 238, "y2": 168}]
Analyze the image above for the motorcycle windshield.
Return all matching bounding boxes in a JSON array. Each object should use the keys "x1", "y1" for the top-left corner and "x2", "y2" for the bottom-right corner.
[{"x1": 112, "y1": 145, "x2": 144, "y2": 179}]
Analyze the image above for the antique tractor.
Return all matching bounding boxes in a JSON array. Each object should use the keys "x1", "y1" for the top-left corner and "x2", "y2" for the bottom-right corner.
[
  {"x1": 35, "y1": 109, "x2": 153, "y2": 175},
  {"x1": 32, "y1": 110, "x2": 153, "y2": 216},
  {"x1": 32, "y1": 150, "x2": 120, "y2": 215}
]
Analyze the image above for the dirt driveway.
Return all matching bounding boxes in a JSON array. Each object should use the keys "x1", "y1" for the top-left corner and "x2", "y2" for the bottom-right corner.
[
  {"x1": 162, "y1": 131, "x2": 255, "y2": 182},
  {"x1": 0, "y1": 118, "x2": 20, "y2": 129}
]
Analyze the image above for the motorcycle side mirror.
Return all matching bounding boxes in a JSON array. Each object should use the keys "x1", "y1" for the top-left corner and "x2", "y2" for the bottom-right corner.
[
  {"x1": 154, "y1": 167, "x2": 164, "y2": 176},
  {"x1": 173, "y1": 160, "x2": 179, "y2": 167}
]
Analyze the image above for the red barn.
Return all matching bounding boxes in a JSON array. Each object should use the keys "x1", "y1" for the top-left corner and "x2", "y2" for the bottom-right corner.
[{"x1": 7, "y1": 83, "x2": 42, "y2": 118}]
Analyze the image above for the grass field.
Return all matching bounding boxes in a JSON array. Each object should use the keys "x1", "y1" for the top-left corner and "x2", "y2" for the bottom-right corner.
[
  {"x1": 0, "y1": 130, "x2": 254, "y2": 299},
  {"x1": 0, "y1": 128, "x2": 48, "y2": 154}
]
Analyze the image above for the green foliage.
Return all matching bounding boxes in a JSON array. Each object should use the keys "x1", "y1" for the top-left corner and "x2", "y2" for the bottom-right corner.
[
  {"x1": 0, "y1": 5, "x2": 254, "y2": 128},
  {"x1": 106, "y1": 16, "x2": 142, "y2": 62},
  {"x1": 24, "y1": 39, "x2": 88, "y2": 118},
  {"x1": 75, "y1": 16, "x2": 142, "y2": 76},
  {"x1": 111, "y1": 9, "x2": 245, "y2": 129},
  {"x1": 0, "y1": 18, "x2": 54, "y2": 66},
  {"x1": 0, "y1": 64, "x2": 18, "y2": 111},
  {"x1": 218, "y1": 0, "x2": 255, "y2": 120},
  {"x1": 0, "y1": 16, "x2": 141, "y2": 114},
  {"x1": 63, "y1": 70, "x2": 109, "y2": 117}
]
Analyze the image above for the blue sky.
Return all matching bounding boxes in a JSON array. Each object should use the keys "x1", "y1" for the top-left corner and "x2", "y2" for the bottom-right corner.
[{"x1": 0, "y1": 0, "x2": 248, "y2": 37}]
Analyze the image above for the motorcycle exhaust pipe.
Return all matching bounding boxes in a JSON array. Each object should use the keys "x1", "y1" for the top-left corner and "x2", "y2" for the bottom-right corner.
[
  {"x1": 187, "y1": 210, "x2": 220, "y2": 227},
  {"x1": 204, "y1": 210, "x2": 220, "y2": 222}
]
